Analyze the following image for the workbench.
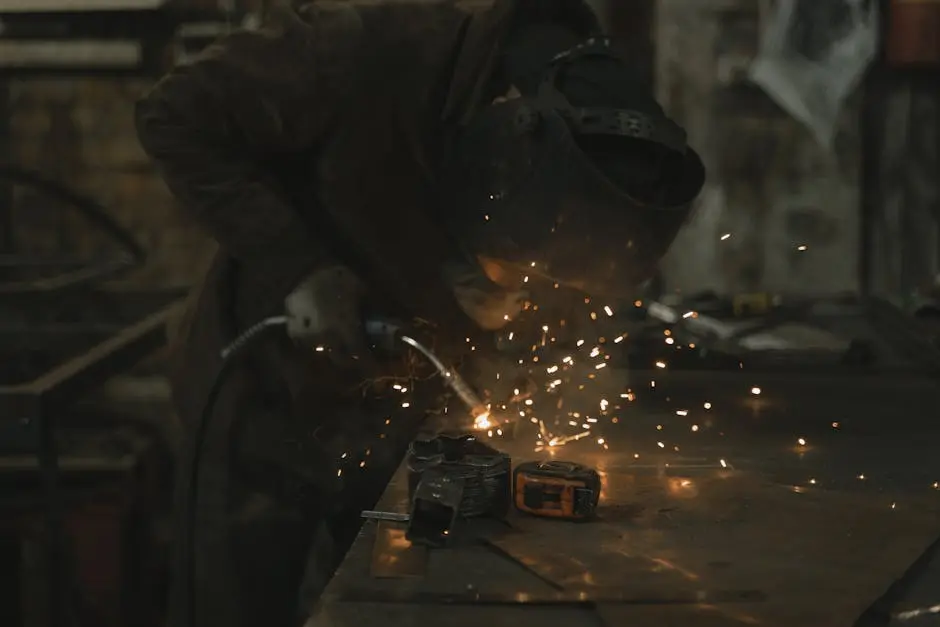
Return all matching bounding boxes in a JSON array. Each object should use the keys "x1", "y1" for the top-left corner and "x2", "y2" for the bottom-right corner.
[{"x1": 312, "y1": 362, "x2": 940, "y2": 627}]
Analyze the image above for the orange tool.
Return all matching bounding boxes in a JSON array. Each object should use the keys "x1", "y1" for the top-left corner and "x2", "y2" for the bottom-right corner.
[{"x1": 512, "y1": 461, "x2": 601, "y2": 520}]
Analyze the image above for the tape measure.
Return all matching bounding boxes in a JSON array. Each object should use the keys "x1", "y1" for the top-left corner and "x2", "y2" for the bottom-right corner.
[{"x1": 513, "y1": 461, "x2": 601, "y2": 521}]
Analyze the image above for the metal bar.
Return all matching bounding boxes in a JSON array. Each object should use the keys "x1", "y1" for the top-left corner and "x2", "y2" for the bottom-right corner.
[
  {"x1": 859, "y1": 67, "x2": 886, "y2": 296},
  {"x1": 39, "y1": 400, "x2": 74, "y2": 627},
  {"x1": 0, "y1": 255, "x2": 98, "y2": 266},
  {"x1": 0, "y1": 454, "x2": 137, "y2": 472},
  {"x1": 361, "y1": 511, "x2": 410, "y2": 523},
  {"x1": 0, "y1": 40, "x2": 143, "y2": 70},
  {"x1": 0, "y1": 328, "x2": 140, "y2": 354},
  {"x1": 0, "y1": 0, "x2": 168, "y2": 11},
  {"x1": 0, "y1": 80, "x2": 10, "y2": 256},
  {"x1": 333, "y1": 588, "x2": 766, "y2": 606},
  {"x1": 0, "y1": 257, "x2": 134, "y2": 294},
  {"x1": 0, "y1": 299, "x2": 184, "y2": 420},
  {"x1": 618, "y1": 368, "x2": 936, "y2": 389}
]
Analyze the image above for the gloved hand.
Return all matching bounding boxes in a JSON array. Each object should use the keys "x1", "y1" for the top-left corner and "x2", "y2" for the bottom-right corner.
[{"x1": 284, "y1": 265, "x2": 376, "y2": 370}]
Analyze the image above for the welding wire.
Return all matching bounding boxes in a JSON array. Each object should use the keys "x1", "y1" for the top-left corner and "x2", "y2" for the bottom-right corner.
[{"x1": 220, "y1": 316, "x2": 288, "y2": 360}]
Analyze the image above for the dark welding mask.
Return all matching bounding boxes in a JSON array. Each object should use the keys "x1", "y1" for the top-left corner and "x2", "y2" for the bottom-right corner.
[{"x1": 438, "y1": 38, "x2": 705, "y2": 297}]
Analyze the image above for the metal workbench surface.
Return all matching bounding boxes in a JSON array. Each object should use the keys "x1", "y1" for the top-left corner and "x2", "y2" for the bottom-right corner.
[{"x1": 311, "y1": 366, "x2": 940, "y2": 627}]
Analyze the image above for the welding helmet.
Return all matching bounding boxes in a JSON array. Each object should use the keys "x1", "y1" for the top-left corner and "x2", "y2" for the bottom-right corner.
[{"x1": 438, "y1": 37, "x2": 705, "y2": 297}]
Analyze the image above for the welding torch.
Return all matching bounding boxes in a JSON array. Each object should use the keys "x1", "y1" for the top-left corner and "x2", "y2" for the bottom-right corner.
[
  {"x1": 218, "y1": 315, "x2": 487, "y2": 415},
  {"x1": 179, "y1": 313, "x2": 487, "y2": 627}
]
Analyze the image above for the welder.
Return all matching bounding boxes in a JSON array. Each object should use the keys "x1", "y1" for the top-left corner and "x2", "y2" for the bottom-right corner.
[{"x1": 135, "y1": 1, "x2": 704, "y2": 626}]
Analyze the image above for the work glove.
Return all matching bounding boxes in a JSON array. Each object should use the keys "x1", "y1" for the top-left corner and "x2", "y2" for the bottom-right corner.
[{"x1": 284, "y1": 265, "x2": 377, "y2": 371}]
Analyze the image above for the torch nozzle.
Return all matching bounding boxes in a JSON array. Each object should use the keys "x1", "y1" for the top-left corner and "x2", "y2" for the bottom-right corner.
[{"x1": 399, "y1": 334, "x2": 487, "y2": 419}]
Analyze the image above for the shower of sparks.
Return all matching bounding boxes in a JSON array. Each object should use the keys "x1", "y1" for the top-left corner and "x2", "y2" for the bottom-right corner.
[
  {"x1": 325, "y1": 265, "x2": 940, "y2": 510},
  {"x1": 470, "y1": 292, "x2": 940, "y2": 509},
  {"x1": 483, "y1": 293, "x2": 640, "y2": 453}
]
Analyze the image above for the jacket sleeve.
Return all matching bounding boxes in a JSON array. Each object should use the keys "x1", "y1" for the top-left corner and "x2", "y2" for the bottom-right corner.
[{"x1": 135, "y1": 2, "x2": 363, "y2": 302}]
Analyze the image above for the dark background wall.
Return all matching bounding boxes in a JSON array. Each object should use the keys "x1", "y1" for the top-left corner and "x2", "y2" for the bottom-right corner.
[
  {"x1": 652, "y1": 0, "x2": 863, "y2": 297},
  {"x1": 862, "y1": 0, "x2": 940, "y2": 304},
  {"x1": 0, "y1": 0, "x2": 266, "y2": 288},
  {"x1": 865, "y1": 73, "x2": 940, "y2": 304},
  {"x1": 1, "y1": 0, "x2": 938, "y2": 302},
  {"x1": 6, "y1": 79, "x2": 213, "y2": 288}
]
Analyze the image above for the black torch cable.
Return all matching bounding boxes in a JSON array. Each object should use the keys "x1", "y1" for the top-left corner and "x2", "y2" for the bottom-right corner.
[{"x1": 181, "y1": 315, "x2": 287, "y2": 627}]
